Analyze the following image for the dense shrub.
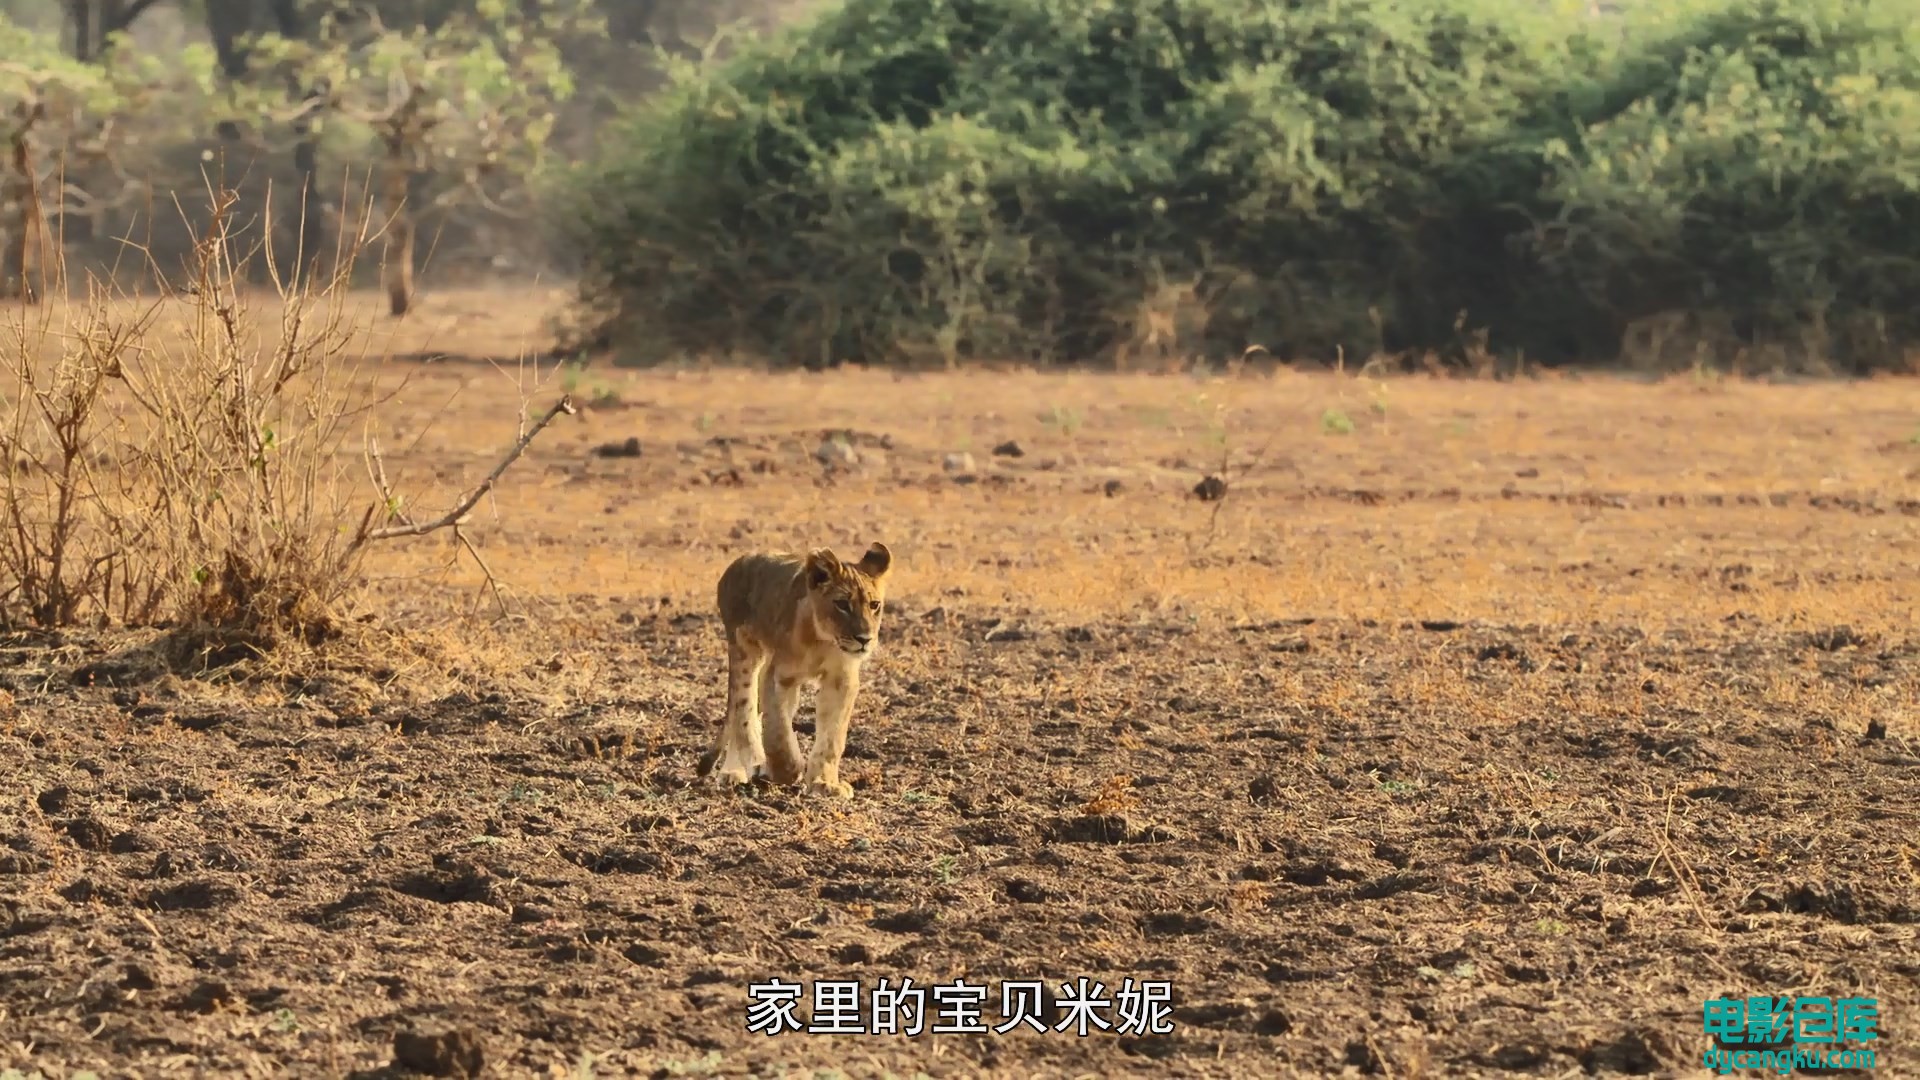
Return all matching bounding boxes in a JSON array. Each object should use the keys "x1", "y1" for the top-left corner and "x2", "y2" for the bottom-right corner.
[
  {"x1": 1536, "y1": 0, "x2": 1920, "y2": 370},
  {"x1": 558, "y1": 0, "x2": 1920, "y2": 371}
]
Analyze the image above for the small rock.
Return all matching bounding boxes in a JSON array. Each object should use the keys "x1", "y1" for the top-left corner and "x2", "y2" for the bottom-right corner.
[
  {"x1": 178, "y1": 979, "x2": 236, "y2": 1014},
  {"x1": 121, "y1": 964, "x2": 157, "y2": 991},
  {"x1": 943, "y1": 452, "x2": 975, "y2": 473},
  {"x1": 109, "y1": 830, "x2": 156, "y2": 854},
  {"x1": 1248, "y1": 775, "x2": 1278, "y2": 802},
  {"x1": 1515, "y1": 467, "x2": 1539, "y2": 478},
  {"x1": 1005, "y1": 878, "x2": 1051, "y2": 903},
  {"x1": 1865, "y1": 719, "x2": 1887, "y2": 740},
  {"x1": 1193, "y1": 475, "x2": 1227, "y2": 501},
  {"x1": 150, "y1": 851, "x2": 194, "y2": 878},
  {"x1": 64, "y1": 817, "x2": 113, "y2": 852},
  {"x1": 992, "y1": 440, "x2": 1024, "y2": 458},
  {"x1": 815, "y1": 439, "x2": 859, "y2": 467},
  {"x1": 509, "y1": 903, "x2": 554, "y2": 925},
  {"x1": 393, "y1": 1027, "x2": 486, "y2": 1078},
  {"x1": 1476, "y1": 642, "x2": 1525, "y2": 663},
  {"x1": 37, "y1": 787, "x2": 71, "y2": 814},
  {"x1": 1103, "y1": 479, "x2": 1123, "y2": 497},
  {"x1": 592, "y1": 436, "x2": 642, "y2": 458},
  {"x1": 623, "y1": 943, "x2": 668, "y2": 966},
  {"x1": 1255, "y1": 1009, "x2": 1292, "y2": 1035}
]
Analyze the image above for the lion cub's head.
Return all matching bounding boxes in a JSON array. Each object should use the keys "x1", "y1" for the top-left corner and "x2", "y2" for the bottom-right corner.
[{"x1": 802, "y1": 542, "x2": 892, "y2": 657}]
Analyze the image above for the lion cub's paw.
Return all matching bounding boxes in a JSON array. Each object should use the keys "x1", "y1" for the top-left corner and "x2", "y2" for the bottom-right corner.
[
  {"x1": 710, "y1": 766, "x2": 753, "y2": 790},
  {"x1": 805, "y1": 778, "x2": 855, "y2": 799}
]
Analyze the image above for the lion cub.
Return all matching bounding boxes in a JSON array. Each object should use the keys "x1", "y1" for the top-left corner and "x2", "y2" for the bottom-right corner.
[{"x1": 700, "y1": 541, "x2": 892, "y2": 797}]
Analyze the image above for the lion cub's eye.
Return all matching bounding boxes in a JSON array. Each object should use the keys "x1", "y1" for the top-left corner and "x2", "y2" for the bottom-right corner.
[
  {"x1": 835, "y1": 599, "x2": 852, "y2": 614},
  {"x1": 868, "y1": 601, "x2": 881, "y2": 613}
]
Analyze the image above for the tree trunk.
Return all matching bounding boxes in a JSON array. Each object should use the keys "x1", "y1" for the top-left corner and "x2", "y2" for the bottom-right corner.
[
  {"x1": 2, "y1": 117, "x2": 50, "y2": 304},
  {"x1": 267, "y1": 0, "x2": 329, "y2": 284},
  {"x1": 382, "y1": 139, "x2": 414, "y2": 317},
  {"x1": 68, "y1": 1, "x2": 94, "y2": 60},
  {"x1": 203, "y1": 0, "x2": 250, "y2": 142},
  {"x1": 201, "y1": 0, "x2": 268, "y2": 283}
]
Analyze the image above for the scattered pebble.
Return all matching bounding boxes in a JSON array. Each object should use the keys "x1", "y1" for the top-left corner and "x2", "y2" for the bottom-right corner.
[
  {"x1": 592, "y1": 436, "x2": 642, "y2": 458},
  {"x1": 814, "y1": 439, "x2": 859, "y2": 467}
]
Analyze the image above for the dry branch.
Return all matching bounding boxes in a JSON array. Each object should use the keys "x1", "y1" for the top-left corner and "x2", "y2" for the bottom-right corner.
[{"x1": 353, "y1": 394, "x2": 577, "y2": 552}]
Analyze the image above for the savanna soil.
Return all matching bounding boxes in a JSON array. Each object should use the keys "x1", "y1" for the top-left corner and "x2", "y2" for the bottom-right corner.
[{"x1": 2, "y1": 288, "x2": 1917, "y2": 1078}]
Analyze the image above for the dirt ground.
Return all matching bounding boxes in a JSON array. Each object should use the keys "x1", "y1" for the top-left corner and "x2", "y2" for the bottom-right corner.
[{"x1": 2, "y1": 288, "x2": 1917, "y2": 1078}]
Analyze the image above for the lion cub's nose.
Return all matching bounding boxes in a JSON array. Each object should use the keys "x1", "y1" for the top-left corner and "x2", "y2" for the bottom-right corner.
[{"x1": 851, "y1": 634, "x2": 872, "y2": 647}]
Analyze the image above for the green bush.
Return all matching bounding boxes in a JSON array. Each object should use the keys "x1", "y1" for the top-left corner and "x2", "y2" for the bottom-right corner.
[
  {"x1": 556, "y1": 0, "x2": 1591, "y2": 366},
  {"x1": 1536, "y1": 0, "x2": 1920, "y2": 371},
  {"x1": 556, "y1": 0, "x2": 1920, "y2": 371}
]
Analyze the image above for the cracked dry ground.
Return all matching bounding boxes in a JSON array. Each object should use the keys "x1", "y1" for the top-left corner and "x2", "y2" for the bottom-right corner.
[{"x1": 3, "y1": 363, "x2": 1920, "y2": 1078}]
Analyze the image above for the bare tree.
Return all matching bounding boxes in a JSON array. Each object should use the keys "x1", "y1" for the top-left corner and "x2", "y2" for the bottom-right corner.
[
  {"x1": 236, "y1": 0, "x2": 599, "y2": 316},
  {"x1": 0, "y1": 13, "x2": 214, "y2": 301}
]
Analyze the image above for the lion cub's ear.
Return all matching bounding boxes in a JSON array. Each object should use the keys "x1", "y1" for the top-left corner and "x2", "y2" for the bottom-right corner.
[
  {"x1": 804, "y1": 549, "x2": 841, "y2": 590},
  {"x1": 856, "y1": 542, "x2": 892, "y2": 580}
]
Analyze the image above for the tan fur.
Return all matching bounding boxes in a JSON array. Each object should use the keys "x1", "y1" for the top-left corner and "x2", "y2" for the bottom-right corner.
[{"x1": 699, "y1": 541, "x2": 892, "y2": 797}]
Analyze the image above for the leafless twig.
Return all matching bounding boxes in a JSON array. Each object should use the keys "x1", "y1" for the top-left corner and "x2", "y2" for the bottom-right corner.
[
  {"x1": 351, "y1": 394, "x2": 576, "y2": 556},
  {"x1": 363, "y1": 434, "x2": 509, "y2": 618},
  {"x1": 1655, "y1": 789, "x2": 1717, "y2": 934}
]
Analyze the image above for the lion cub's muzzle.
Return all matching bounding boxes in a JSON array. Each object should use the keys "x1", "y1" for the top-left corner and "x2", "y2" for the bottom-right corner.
[{"x1": 840, "y1": 632, "x2": 874, "y2": 656}]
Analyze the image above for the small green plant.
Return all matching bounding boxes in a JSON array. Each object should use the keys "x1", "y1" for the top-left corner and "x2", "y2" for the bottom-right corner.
[
  {"x1": 1322, "y1": 408, "x2": 1355, "y2": 435},
  {"x1": 933, "y1": 854, "x2": 959, "y2": 883},
  {"x1": 503, "y1": 781, "x2": 546, "y2": 805},
  {"x1": 559, "y1": 362, "x2": 620, "y2": 408},
  {"x1": 270, "y1": 1007, "x2": 300, "y2": 1033},
  {"x1": 1044, "y1": 404, "x2": 1083, "y2": 437}
]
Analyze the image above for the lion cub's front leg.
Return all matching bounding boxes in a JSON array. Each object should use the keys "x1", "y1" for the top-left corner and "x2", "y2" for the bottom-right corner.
[
  {"x1": 759, "y1": 666, "x2": 807, "y2": 786},
  {"x1": 801, "y1": 664, "x2": 861, "y2": 798},
  {"x1": 709, "y1": 634, "x2": 768, "y2": 788}
]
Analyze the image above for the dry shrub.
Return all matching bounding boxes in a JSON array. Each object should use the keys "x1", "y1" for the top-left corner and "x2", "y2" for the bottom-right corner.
[
  {"x1": 0, "y1": 181, "x2": 443, "y2": 666},
  {"x1": 0, "y1": 285, "x2": 156, "y2": 626}
]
